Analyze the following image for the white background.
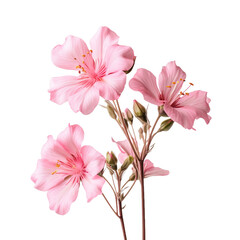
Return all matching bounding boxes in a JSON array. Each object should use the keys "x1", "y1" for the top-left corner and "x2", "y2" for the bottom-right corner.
[{"x1": 0, "y1": 0, "x2": 239, "y2": 239}]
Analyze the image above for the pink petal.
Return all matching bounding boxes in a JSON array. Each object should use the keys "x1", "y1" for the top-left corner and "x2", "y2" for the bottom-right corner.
[
  {"x1": 177, "y1": 90, "x2": 211, "y2": 124},
  {"x1": 52, "y1": 35, "x2": 94, "y2": 70},
  {"x1": 164, "y1": 103, "x2": 196, "y2": 129},
  {"x1": 47, "y1": 177, "x2": 80, "y2": 215},
  {"x1": 80, "y1": 145, "x2": 105, "y2": 177},
  {"x1": 104, "y1": 44, "x2": 134, "y2": 74},
  {"x1": 144, "y1": 159, "x2": 169, "y2": 178},
  {"x1": 129, "y1": 68, "x2": 163, "y2": 105},
  {"x1": 31, "y1": 158, "x2": 64, "y2": 191},
  {"x1": 90, "y1": 26, "x2": 119, "y2": 61},
  {"x1": 57, "y1": 124, "x2": 84, "y2": 156},
  {"x1": 41, "y1": 135, "x2": 71, "y2": 163},
  {"x1": 158, "y1": 61, "x2": 186, "y2": 103},
  {"x1": 82, "y1": 175, "x2": 105, "y2": 202},
  {"x1": 49, "y1": 76, "x2": 81, "y2": 105},
  {"x1": 94, "y1": 71, "x2": 126, "y2": 100},
  {"x1": 118, "y1": 152, "x2": 129, "y2": 164},
  {"x1": 68, "y1": 86, "x2": 100, "y2": 114}
]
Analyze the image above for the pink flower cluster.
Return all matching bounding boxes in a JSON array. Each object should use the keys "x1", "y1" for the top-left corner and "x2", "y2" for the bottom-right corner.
[{"x1": 32, "y1": 26, "x2": 211, "y2": 216}]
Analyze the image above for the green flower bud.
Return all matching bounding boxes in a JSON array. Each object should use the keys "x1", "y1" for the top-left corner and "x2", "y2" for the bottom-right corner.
[
  {"x1": 133, "y1": 100, "x2": 147, "y2": 123},
  {"x1": 106, "y1": 151, "x2": 118, "y2": 171},
  {"x1": 158, "y1": 119, "x2": 174, "y2": 132},
  {"x1": 120, "y1": 156, "x2": 134, "y2": 172},
  {"x1": 107, "y1": 105, "x2": 116, "y2": 119},
  {"x1": 129, "y1": 173, "x2": 136, "y2": 181}
]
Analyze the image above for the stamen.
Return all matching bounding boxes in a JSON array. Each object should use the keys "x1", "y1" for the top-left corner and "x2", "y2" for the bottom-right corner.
[
  {"x1": 51, "y1": 170, "x2": 57, "y2": 175},
  {"x1": 74, "y1": 58, "x2": 77, "y2": 60},
  {"x1": 82, "y1": 54, "x2": 86, "y2": 57},
  {"x1": 176, "y1": 81, "x2": 179, "y2": 83},
  {"x1": 56, "y1": 162, "x2": 60, "y2": 168},
  {"x1": 180, "y1": 78, "x2": 182, "y2": 81},
  {"x1": 185, "y1": 93, "x2": 189, "y2": 96},
  {"x1": 189, "y1": 82, "x2": 194, "y2": 86},
  {"x1": 166, "y1": 86, "x2": 171, "y2": 88},
  {"x1": 172, "y1": 82, "x2": 176, "y2": 84},
  {"x1": 76, "y1": 65, "x2": 80, "y2": 69},
  {"x1": 90, "y1": 50, "x2": 93, "y2": 53},
  {"x1": 180, "y1": 91, "x2": 184, "y2": 95}
]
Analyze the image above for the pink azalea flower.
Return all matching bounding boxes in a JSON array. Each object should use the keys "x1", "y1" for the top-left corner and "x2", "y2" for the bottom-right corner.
[
  {"x1": 31, "y1": 124, "x2": 105, "y2": 215},
  {"x1": 50, "y1": 26, "x2": 135, "y2": 114},
  {"x1": 112, "y1": 138, "x2": 169, "y2": 177},
  {"x1": 129, "y1": 61, "x2": 211, "y2": 129}
]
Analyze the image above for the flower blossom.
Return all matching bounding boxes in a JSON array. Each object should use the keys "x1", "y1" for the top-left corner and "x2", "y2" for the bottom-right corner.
[
  {"x1": 112, "y1": 138, "x2": 169, "y2": 177},
  {"x1": 31, "y1": 124, "x2": 105, "y2": 215},
  {"x1": 129, "y1": 61, "x2": 211, "y2": 129},
  {"x1": 50, "y1": 26, "x2": 135, "y2": 114}
]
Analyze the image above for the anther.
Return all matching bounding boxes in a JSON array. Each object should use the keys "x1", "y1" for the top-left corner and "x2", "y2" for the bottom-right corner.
[
  {"x1": 74, "y1": 57, "x2": 77, "y2": 60},
  {"x1": 76, "y1": 65, "x2": 80, "y2": 69},
  {"x1": 186, "y1": 93, "x2": 189, "y2": 95},
  {"x1": 166, "y1": 86, "x2": 171, "y2": 88},
  {"x1": 180, "y1": 78, "x2": 182, "y2": 81},
  {"x1": 90, "y1": 50, "x2": 93, "y2": 53},
  {"x1": 82, "y1": 54, "x2": 86, "y2": 57},
  {"x1": 172, "y1": 82, "x2": 176, "y2": 84},
  {"x1": 189, "y1": 82, "x2": 194, "y2": 86},
  {"x1": 180, "y1": 91, "x2": 184, "y2": 95},
  {"x1": 51, "y1": 170, "x2": 57, "y2": 175}
]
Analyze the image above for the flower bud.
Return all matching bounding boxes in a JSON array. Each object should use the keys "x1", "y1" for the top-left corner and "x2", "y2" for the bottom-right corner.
[
  {"x1": 133, "y1": 100, "x2": 147, "y2": 123},
  {"x1": 120, "y1": 156, "x2": 134, "y2": 172},
  {"x1": 138, "y1": 127, "x2": 144, "y2": 139},
  {"x1": 158, "y1": 106, "x2": 168, "y2": 117},
  {"x1": 129, "y1": 173, "x2": 136, "y2": 181},
  {"x1": 125, "y1": 108, "x2": 133, "y2": 124},
  {"x1": 107, "y1": 105, "x2": 116, "y2": 119},
  {"x1": 106, "y1": 151, "x2": 117, "y2": 171},
  {"x1": 158, "y1": 119, "x2": 174, "y2": 132}
]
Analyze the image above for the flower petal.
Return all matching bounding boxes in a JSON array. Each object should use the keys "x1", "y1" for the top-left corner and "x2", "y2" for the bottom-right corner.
[
  {"x1": 129, "y1": 68, "x2": 163, "y2": 105},
  {"x1": 47, "y1": 177, "x2": 80, "y2": 215},
  {"x1": 164, "y1": 103, "x2": 196, "y2": 129},
  {"x1": 81, "y1": 145, "x2": 105, "y2": 177},
  {"x1": 31, "y1": 158, "x2": 65, "y2": 191},
  {"x1": 177, "y1": 90, "x2": 211, "y2": 124},
  {"x1": 104, "y1": 44, "x2": 134, "y2": 74},
  {"x1": 143, "y1": 159, "x2": 169, "y2": 178},
  {"x1": 68, "y1": 86, "x2": 100, "y2": 114},
  {"x1": 41, "y1": 135, "x2": 71, "y2": 163},
  {"x1": 57, "y1": 124, "x2": 84, "y2": 156},
  {"x1": 90, "y1": 26, "x2": 119, "y2": 61},
  {"x1": 82, "y1": 175, "x2": 105, "y2": 202},
  {"x1": 158, "y1": 61, "x2": 186, "y2": 104},
  {"x1": 49, "y1": 76, "x2": 81, "y2": 105},
  {"x1": 52, "y1": 35, "x2": 93, "y2": 70},
  {"x1": 95, "y1": 71, "x2": 126, "y2": 100}
]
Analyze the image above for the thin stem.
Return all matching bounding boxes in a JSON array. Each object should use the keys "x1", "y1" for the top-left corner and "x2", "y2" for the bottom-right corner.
[
  {"x1": 139, "y1": 161, "x2": 146, "y2": 240},
  {"x1": 102, "y1": 193, "x2": 119, "y2": 217},
  {"x1": 102, "y1": 176, "x2": 116, "y2": 196},
  {"x1": 115, "y1": 100, "x2": 140, "y2": 160},
  {"x1": 117, "y1": 174, "x2": 127, "y2": 240},
  {"x1": 123, "y1": 178, "x2": 137, "y2": 200}
]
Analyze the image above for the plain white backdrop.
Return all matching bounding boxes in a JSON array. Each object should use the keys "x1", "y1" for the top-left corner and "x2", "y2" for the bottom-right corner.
[{"x1": 0, "y1": 0, "x2": 239, "y2": 239}]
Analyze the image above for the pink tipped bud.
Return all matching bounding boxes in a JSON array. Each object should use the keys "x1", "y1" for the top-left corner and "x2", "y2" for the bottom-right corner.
[
  {"x1": 106, "y1": 151, "x2": 118, "y2": 171},
  {"x1": 125, "y1": 108, "x2": 133, "y2": 124},
  {"x1": 133, "y1": 100, "x2": 147, "y2": 123}
]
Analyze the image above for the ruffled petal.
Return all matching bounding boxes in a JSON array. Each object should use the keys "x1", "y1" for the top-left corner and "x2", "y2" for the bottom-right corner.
[
  {"x1": 164, "y1": 103, "x2": 196, "y2": 129},
  {"x1": 47, "y1": 177, "x2": 80, "y2": 215},
  {"x1": 129, "y1": 68, "x2": 163, "y2": 105},
  {"x1": 49, "y1": 76, "x2": 81, "y2": 105},
  {"x1": 57, "y1": 124, "x2": 84, "y2": 156},
  {"x1": 104, "y1": 44, "x2": 134, "y2": 74},
  {"x1": 80, "y1": 145, "x2": 105, "y2": 177},
  {"x1": 41, "y1": 135, "x2": 72, "y2": 163},
  {"x1": 90, "y1": 26, "x2": 119, "y2": 61},
  {"x1": 177, "y1": 90, "x2": 211, "y2": 124},
  {"x1": 68, "y1": 86, "x2": 99, "y2": 114},
  {"x1": 82, "y1": 175, "x2": 105, "y2": 202},
  {"x1": 143, "y1": 160, "x2": 169, "y2": 178},
  {"x1": 158, "y1": 61, "x2": 186, "y2": 104},
  {"x1": 31, "y1": 158, "x2": 65, "y2": 191},
  {"x1": 52, "y1": 35, "x2": 94, "y2": 70},
  {"x1": 94, "y1": 71, "x2": 126, "y2": 100}
]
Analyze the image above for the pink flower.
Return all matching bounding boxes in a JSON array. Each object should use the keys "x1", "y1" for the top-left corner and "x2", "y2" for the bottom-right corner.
[
  {"x1": 129, "y1": 61, "x2": 211, "y2": 129},
  {"x1": 31, "y1": 124, "x2": 105, "y2": 215},
  {"x1": 112, "y1": 138, "x2": 169, "y2": 177},
  {"x1": 50, "y1": 26, "x2": 134, "y2": 114}
]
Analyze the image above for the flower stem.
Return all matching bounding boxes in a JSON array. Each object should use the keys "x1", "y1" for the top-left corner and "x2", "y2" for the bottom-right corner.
[
  {"x1": 118, "y1": 199, "x2": 127, "y2": 240},
  {"x1": 139, "y1": 160, "x2": 146, "y2": 240}
]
